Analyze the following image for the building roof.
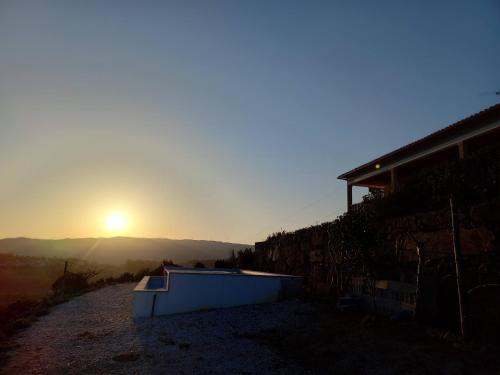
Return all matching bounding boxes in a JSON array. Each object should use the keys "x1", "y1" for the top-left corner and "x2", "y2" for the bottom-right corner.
[{"x1": 338, "y1": 103, "x2": 500, "y2": 181}]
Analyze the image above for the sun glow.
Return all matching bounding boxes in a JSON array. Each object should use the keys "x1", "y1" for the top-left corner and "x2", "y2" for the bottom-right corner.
[{"x1": 104, "y1": 212, "x2": 128, "y2": 232}]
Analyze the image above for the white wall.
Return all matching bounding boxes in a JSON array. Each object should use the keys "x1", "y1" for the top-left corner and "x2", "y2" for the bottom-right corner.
[{"x1": 133, "y1": 274, "x2": 300, "y2": 318}]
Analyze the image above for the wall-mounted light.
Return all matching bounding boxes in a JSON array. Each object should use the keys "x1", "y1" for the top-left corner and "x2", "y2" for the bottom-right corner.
[{"x1": 375, "y1": 163, "x2": 381, "y2": 169}]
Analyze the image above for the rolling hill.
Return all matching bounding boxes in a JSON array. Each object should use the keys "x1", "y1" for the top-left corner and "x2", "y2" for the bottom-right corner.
[{"x1": 0, "y1": 237, "x2": 251, "y2": 265}]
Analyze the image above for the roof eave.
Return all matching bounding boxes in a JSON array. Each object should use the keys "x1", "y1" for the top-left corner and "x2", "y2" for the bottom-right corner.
[{"x1": 336, "y1": 103, "x2": 500, "y2": 182}]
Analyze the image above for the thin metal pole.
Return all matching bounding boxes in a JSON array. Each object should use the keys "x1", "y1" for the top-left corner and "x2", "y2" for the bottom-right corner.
[
  {"x1": 415, "y1": 243, "x2": 424, "y2": 324},
  {"x1": 450, "y1": 195, "x2": 467, "y2": 340}
]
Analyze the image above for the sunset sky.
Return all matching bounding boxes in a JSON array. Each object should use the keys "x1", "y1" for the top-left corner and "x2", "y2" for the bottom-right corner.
[{"x1": 1, "y1": 1, "x2": 499, "y2": 244}]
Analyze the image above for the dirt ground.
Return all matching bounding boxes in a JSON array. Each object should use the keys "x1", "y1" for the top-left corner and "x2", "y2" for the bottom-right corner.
[
  {"x1": 1, "y1": 283, "x2": 308, "y2": 375},
  {"x1": 255, "y1": 304, "x2": 500, "y2": 375},
  {"x1": 2, "y1": 283, "x2": 500, "y2": 375}
]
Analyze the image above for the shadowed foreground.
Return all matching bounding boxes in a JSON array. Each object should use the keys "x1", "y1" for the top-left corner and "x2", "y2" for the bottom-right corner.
[
  {"x1": 3, "y1": 284, "x2": 500, "y2": 375},
  {"x1": 2, "y1": 284, "x2": 307, "y2": 375}
]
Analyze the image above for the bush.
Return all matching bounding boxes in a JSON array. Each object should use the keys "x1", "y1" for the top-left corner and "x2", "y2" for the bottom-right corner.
[
  {"x1": 213, "y1": 248, "x2": 257, "y2": 269},
  {"x1": 52, "y1": 269, "x2": 99, "y2": 296},
  {"x1": 115, "y1": 272, "x2": 135, "y2": 283}
]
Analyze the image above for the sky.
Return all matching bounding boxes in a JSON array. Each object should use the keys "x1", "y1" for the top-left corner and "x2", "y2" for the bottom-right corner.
[{"x1": 1, "y1": 0, "x2": 499, "y2": 244}]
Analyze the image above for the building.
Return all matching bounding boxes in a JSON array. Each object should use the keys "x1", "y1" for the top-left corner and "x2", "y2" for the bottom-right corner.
[
  {"x1": 338, "y1": 104, "x2": 500, "y2": 211},
  {"x1": 256, "y1": 104, "x2": 500, "y2": 321}
]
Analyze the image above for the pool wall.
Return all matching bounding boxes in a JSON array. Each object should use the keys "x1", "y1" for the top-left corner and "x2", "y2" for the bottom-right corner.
[{"x1": 133, "y1": 268, "x2": 302, "y2": 318}]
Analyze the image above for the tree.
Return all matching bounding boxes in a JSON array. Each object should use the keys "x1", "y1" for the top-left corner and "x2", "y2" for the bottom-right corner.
[
  {"x1": 327, "y1": 204, "x2": 386, "y2": 308},
  {"x1": 236, "y1": 248, "x2": 256, "y2": 269}
]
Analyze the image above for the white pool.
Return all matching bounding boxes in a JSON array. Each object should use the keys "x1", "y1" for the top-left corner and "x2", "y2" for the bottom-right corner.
[{"x1": 133, "y1": 267, "x2": 302, "y2": 318}]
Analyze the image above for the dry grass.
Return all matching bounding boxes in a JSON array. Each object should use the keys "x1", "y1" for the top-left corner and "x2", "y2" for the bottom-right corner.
[{"x1": 0, "y1": 268, "x2": 55, "y2": 308}]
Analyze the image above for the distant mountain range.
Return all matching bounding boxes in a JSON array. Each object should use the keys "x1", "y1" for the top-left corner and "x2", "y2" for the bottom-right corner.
[{"x1": 0, "y1": 237, "x2": 251, "y2": 265}]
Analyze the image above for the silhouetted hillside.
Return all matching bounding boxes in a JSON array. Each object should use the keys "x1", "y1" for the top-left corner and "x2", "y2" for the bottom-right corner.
[{"x1": 0, "y1": 237, "x2": 251, "y2": 265}]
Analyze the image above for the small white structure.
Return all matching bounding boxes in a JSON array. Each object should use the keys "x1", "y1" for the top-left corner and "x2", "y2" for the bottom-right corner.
[{"x1": 133, "y1": 267, "x2": 302, "y2": 318}]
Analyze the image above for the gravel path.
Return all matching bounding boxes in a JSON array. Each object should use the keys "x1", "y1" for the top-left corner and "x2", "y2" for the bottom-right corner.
[{"x1": 2, "y1": 283, "x2": 312, "y2": 375}]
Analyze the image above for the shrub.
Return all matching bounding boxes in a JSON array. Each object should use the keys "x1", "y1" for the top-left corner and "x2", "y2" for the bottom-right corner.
[{"x1": 52, "y1": 269, "x2": 99, "y2": 296}]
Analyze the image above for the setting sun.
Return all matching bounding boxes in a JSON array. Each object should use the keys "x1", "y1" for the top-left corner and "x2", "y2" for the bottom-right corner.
[{"x1": 104, "y1": 212, "x2": 128, "y2": 232}]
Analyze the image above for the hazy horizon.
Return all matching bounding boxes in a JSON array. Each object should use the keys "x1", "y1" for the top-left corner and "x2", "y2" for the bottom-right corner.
[
  {"x1": 1, "y1": 1, "x2": 499, "y2": 243},
  {"x1": 0, "y1": 235, "x2": 252, "y2": 244}
]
